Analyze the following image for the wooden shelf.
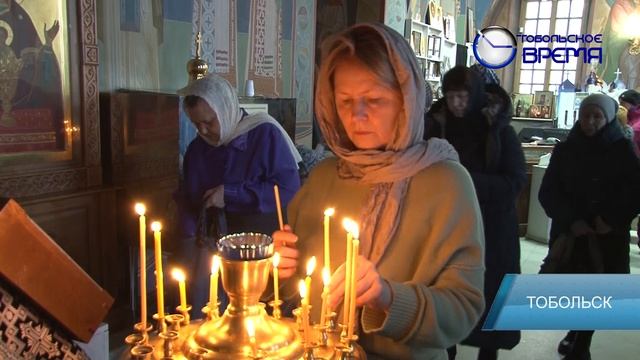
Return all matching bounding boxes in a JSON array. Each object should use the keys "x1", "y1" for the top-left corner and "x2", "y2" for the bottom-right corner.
[
  {"x1": 412, "y1": 19, "x2": 429, "y2": 27},
  {"x1": 443, "y1": 38, "x2": 456, "y2": 46},
  {"x1": 512, "y1": 116, "x2": 555, "y2": 122},
  {"x1": 411, "y1": 19, "x2": 443, "y2": 32}
]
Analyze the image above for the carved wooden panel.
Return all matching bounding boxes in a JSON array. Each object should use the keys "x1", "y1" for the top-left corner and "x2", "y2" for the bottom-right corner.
[
  {"x1": 20, "y1": 188, "x2": 119, "y2": 297},
  {"x1": 0, "y1": 169, "x2": 87, "y2": 199},
  {"x1": 101, "y1": 91, "x2": 180, "y2": 186}
]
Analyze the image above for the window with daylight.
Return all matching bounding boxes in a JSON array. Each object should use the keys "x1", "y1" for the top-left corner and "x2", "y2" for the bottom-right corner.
[{"x1": 515, "y1": 0, "x2": 587, "y2": 94}]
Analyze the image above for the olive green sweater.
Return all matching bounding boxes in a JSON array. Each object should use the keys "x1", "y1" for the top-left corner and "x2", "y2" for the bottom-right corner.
[{"x1": 286, "y1": 158, "x2": 485, "y2": 359}]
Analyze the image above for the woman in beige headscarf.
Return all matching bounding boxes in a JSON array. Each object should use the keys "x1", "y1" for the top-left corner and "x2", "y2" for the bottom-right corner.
[{"x1": 273, "y1": 23, "x2": 485, "y2": 359}]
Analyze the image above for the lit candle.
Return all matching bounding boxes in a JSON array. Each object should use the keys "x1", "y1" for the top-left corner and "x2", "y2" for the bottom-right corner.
[
  {"x1": 323, "y1": 208, "x2": 335, "y2": 272},
  {"x1": 319, "y1": 267, "x2": 330, "y2": 326},
  {"x1": 209, "y1": 255, "x2": 221, "y2": 312},
  {"x1": 273, "y1": 185, "x2": 284, "y2": 230},
  {"x1": 298, "y1": 279, "x2": 310, "y2": 345},
  {"x1": 246, "y1": 318, "x2": 257, "y2": 358},
  {"x1": 347, "y1": 239, "x2": 360, "y2": 340},
  {"x1": 172, "y1": 268, "x2": 187, "y2": 311},
  {"x1": 272, "y1": 252, "x2": 281, "y2": 305},
  {"x1": 341, "y1": 218, "x2": 355, "y2": 327},
  {"x1": 134, "y1": 203, "x2": 147, "y2": 329},
  {"x1": 305, "y1": 256, "x2": 316, "y2": 306},
  {"x1": 151, "y1": 221, "x2": 165, "y2": 321}
]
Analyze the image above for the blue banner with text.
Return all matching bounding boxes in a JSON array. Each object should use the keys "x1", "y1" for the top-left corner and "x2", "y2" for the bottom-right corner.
[{"x1": 483, "y1": 274, "x2": 640, "y2": 330}]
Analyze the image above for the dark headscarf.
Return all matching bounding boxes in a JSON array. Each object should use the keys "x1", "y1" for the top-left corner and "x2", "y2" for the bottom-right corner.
[
  {"x1": 470, "y1": 63, "x2": 501, "y2": 86},
  {"x1": 619, "y1": 90, "x2": 640, "y2": 107},
  {"x1": 442, "y1": 66, "x2": 489, "y2": 128}
]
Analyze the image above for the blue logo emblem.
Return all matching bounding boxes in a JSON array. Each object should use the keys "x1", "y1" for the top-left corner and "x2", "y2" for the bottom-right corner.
[{"x1": 473, "y1": 26, "x2": 517, "y2": 69}]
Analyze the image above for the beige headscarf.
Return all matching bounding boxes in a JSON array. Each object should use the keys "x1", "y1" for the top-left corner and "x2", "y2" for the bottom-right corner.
[
  {"x1": 178, "y1": 73, "x2": 302, "y2": 164},
  {"x1": 315, "y1": 23, "x2": 459, "y2": 265}
]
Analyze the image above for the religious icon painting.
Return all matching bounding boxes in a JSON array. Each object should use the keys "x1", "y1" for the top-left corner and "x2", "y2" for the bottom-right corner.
[
  {"x1": 1, "y1": 0, "x2": 101, "y2": 199},
  {"x1": 412, "y1": 31, "x2": 423, "y2": 56},
  {"x1": 0, "y1": 0, "x2": 70, "y2": 154},
  {"x1": 534, "y1": 90, "x2": 554, "y2": 108}
]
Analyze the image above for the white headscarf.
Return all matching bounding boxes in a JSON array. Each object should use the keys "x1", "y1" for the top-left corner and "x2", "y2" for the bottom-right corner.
[{"x1": 178, "y1": 74, "x2": 302, "y2": 164}]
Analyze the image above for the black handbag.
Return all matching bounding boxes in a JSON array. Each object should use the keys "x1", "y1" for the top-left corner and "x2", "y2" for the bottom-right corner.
[
  {"x1": 540, "y1": 233, "x2": 604, "y2": 274},
  {"x1": 195, "y1": 206, "x2": 228, "y2": 251},
  {"x1": 540, "y1": 233, "x2": 575, "y2": 274}
]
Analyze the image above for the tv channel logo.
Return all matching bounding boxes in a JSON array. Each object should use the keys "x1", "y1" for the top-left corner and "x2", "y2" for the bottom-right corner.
[
  {"x1": 472, "y1": 26, "x2": 518, "y2": 69},
  {"x1": 472, "y1": 26, "x2": 603, "y2": 69}
]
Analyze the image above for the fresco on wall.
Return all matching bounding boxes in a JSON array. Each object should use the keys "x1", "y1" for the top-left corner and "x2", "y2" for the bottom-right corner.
[
  {"x1": 596, "y1": 0, "x2": 640, "y2": 88},
  {"x1": 121, "y1": 0, "x2": 141, "y2": 32},
  {"x1": 294, "y1": 1, "x2": 315, "y2": 146},
  {"x1": 193, "y1": 0, "x2": 238, "y2": 86},
  {"x1": 246, "y1": 0, "x2": 283, "y2": 97},
  {"x1": 384, "y1": 0, "x2": 407, "y2": 34}
]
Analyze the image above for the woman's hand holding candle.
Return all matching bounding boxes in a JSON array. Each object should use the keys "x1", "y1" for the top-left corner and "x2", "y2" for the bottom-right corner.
[
  {"x1": 328, "y1": 256, "x2": 392, "y2": 311},
  {"x1": 272, "y1": 225, "x2": 299, "y2": 279}
]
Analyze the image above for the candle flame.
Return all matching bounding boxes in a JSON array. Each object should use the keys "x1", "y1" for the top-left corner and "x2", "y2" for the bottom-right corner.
[
  {"x1": 324, "y1": 208, "x2": 335, "y2": 217},
  {"x1": 306, "y1": 256, "x2": 316, "y2": 276},
  {"x1": 273, "y1": 252, "x2": 281, "y2": 268},
  {"x1": 134, "y1": 203, "x2": 146, "y2": 216},
  {"x1": 298, "y1": 279, "x2": 307, "y2": 299},
  {"x1": 171, "y1": 268, "x2": 186, "y2": 282},
  {"x1": 150, "y1": 221, "x2": 162, "y2": 232},
  {"x1": 246, "y1": 318, "x2": 256, "y2": 338},
  {"x1": 623, "y1": 13, "x2": 640, "y2": 38},
  {"x1": 342, "y1": 218, "x2": 359, "y2": 238},
  {"x1": 211, "y1": 255, "x2": 221, "y2": 274},
  {"x1": 352, "y1": 224, "x2": 359, "y2": 239},
  {"x1": 322, "y1": 267, "x2": 331, "y2": 286}
]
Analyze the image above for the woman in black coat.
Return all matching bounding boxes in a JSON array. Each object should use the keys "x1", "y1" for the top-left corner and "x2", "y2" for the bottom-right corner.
[
  {"x1": 539, "y1": 93, "x2": 640, "y2": 360},
  {"x1": 425, "y1": 66, "x2": 527, "y2": 360}
]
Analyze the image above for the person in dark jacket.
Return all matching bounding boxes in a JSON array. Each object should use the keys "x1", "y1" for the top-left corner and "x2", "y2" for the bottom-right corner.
[
  {"x1": 539, "y1": 93, "x2": 640, "y2": 360},
  {"x1": 425, "y1": 65, "x2": 527, "y2": 360}
]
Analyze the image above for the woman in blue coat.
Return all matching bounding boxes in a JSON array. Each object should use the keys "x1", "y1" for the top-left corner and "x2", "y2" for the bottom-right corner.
[{"x1": 173, "y1": 74, "x2": 302, "y2": 313}]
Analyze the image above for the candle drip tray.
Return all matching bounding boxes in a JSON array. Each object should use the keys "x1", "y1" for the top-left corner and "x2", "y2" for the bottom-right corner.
[{"x1": 183, "y1": 303, "x2": 303, "y2": 359}]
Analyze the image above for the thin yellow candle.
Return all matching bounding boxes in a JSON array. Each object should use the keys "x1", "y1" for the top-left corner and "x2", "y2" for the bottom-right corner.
[
  {"x1": 151, "y1": 221, "x2": 165, "y2": 320},
  {"x1": 305, "y1": 256, "x2": 316, "y2": 309},
  {"x1": 323, "y1": 208, "x2": 335, "y2": 272},
  {"x1": 298, "y1": 279, "x2": 310, "y2": 344},
  {"x1": 341, "y1": 218, "x2": 355, "y2": 327},
  {"x1": 172, "y1": 268, "x2": 187, "y2": 310},
  {"x1": 272, "y1": 252, "x2": 281, "y2": 304},
  {"x1": 134, "y1": 203, "x2": 147, "y2": 329},
  {"x1": 347, "y1": 239, "x2": 360, "y2": 340},
  {"x1": 319, "y1": 267, "x2": 330, "y2": 326},
  {"x1": 273, "y1": 184, "x2": 284, "y2": 230},
  {"x1": 209, "y1": 255, "x2": 221, "y2": 310}
]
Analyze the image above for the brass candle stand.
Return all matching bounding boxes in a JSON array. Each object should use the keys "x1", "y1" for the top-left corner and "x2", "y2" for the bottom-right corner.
[{"x1": 122, "y1": 232, "x2": 366, "y2": 359}]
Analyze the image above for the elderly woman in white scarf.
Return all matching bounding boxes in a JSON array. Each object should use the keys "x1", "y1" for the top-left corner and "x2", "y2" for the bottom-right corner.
[
  {"x1": 273, "y1": 23, "x2": 485, "y2": 359},
  {"x1": 174, "y1": 73, "x2": 302, "y2": 313}
]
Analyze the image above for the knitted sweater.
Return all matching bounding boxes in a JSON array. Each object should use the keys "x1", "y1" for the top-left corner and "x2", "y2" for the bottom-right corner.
[{"x1": 286, "y1": 158, "x2": 485, "y2": 359}]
